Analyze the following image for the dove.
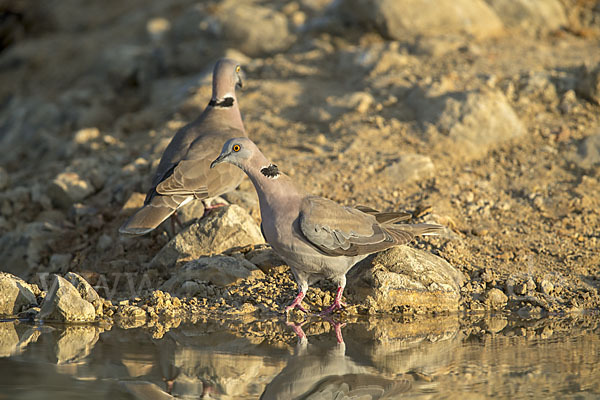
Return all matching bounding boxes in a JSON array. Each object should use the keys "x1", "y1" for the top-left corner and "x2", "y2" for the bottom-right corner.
[
  {"x1": 119, "y1": 58, "x2": 246, "y2": 236},
  {"x1": 210, "y1": 138, "x2": 443, "y2": 315}
]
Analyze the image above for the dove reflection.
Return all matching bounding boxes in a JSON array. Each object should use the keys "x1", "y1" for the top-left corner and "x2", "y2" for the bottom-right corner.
[{"x1": 260, "y1": 319, "x2": 413, "y2": 400}]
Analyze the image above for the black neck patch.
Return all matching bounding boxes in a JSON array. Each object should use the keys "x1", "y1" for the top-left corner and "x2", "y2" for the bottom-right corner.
[
  {"x1": 209, "y1": 97, "x2": 234, "y2": 108},
  {"x1": 261, "y1": 164, "x2": 280, "y2": 178}
]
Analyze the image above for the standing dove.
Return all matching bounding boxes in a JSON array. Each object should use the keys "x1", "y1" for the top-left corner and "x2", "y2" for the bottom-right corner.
[
  {"x1": 119, "y1": 58, "x2": 246, "y2": 236},
  {"x1": 211, "y1": 138, "x2": 443, "y2": 314}
]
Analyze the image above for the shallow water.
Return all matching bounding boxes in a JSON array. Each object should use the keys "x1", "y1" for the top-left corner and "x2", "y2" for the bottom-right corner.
[{"x1": 0, "y1": 314, "x2": 599, "y2": 399}]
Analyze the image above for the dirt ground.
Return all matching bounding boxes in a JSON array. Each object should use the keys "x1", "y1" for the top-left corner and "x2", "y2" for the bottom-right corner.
[{"x1": 0, "y1": 0, "x2": 599, "y2": 318}]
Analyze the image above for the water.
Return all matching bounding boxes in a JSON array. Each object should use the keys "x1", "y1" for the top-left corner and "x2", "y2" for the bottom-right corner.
[{"x1": 0, "y1": 315, "x2": 599, "y2": 399}]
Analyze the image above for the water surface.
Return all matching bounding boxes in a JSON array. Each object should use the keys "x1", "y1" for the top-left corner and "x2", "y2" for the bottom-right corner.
[{"x1": 0, "y1": 315, "x2": 598, "y2": 399}]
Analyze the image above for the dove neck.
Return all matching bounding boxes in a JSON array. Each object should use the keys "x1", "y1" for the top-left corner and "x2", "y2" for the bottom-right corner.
[
  {"x1": 243, "y1": 155, "x2": 300, "y2": 205},
  {"x1": 204, "y1": 99, "x2": 244, "y2": 132}
]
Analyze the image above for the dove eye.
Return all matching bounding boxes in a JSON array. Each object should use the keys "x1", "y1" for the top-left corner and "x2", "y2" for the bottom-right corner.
[
  {"x1": 232, "y1": 144, "x2": 241, "y2": 152},
  {"x1": 235, "y1": 66, "x2": 241, "y2": 73}
]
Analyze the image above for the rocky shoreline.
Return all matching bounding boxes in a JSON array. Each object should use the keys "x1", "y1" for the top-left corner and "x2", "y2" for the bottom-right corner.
[{"x1": 1, "y1": 0, "x2": 599, "y2": 329}]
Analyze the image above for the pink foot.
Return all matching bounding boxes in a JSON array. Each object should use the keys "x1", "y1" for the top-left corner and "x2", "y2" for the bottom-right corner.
[
  {"x1": 285, "y1": 291, "x2": 307, "y2": 313},
  {"x1": 202, "y1": 202, "x2": 227, "y2": 217},
  {"x1": 321, "y1": 316, "x2": 346, "y2": 343},
  {"x1": 320, "y1": 287, "x2": 347, "y2": 316},
  {"x1": 286, "y1": 321, "x2": 307, "y2": 341}
]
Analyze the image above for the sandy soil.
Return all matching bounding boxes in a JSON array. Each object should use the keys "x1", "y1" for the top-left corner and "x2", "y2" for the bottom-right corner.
[{"x1": 0, "y1": 0, "x2": 599, "y2": 317}]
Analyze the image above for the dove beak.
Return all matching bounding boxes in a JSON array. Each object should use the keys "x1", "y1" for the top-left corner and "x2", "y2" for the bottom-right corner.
[
  {"x1": 210, "y1": 152, "x2": 230, "y2": 169},
  {"x1": 236, "y1": 70, "x2": 245, "y2": 90}
]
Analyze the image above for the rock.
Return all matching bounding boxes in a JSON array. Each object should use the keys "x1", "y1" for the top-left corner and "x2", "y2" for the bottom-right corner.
[
  {"x1": 347, "y1": 246, "x2": 465, "y2": 313},
  {"x1": 151, "y1": 205, "x2": 265, "y2": 269},
  {"x1": 484, "y1": 315, "x2": 508, "y2": 333},
  {"x1": 39, "y1": 275, "x2": 96, "y2": 322},
  {"x1": 222, "y1": 190, "x2": 260, "y2": 220},
  {"x1": 96, "y1": 234, "x2": 113, "y2": 252},
  {"x1": 65, "y1": 272, "x2": 103, "y2": 316},
  {"x1": 73, "y1": 127, "x2": 100, "y2": 144},
  {"x1": 246, "y1": 247, "x2": 286, "y2": 273},
  {"x1": 410, "y1": 88, "x2": 525, "y2": 159},
  {"x1": 0, "y1": 167, "x2": 9, "y2": 190},
  {"x1": 517, "y1": 72, "x2": 558, "y2": 105},
  {"x1": 577, "y1": 63, "x2": 600, "y2": 105},
  {"x1": 338, "y1": 0, "x2": 503, "y2": 40},
  {"x1": 214, "y1": 1, "x2": 294, "y2": 56},
  {"x1": 162, "y1": 256, "x2": 264, "y2": 291},
  {"x1": 327, "y1": 91, "x2": 375, "y2": 114},
  {"x1": 484, "y1": 0, "x2": 566, "y2": 33},
  {"x1": 115, "y1": 305, "x2": 147, "y2": 329},
  {"x1": 176, "y1": 199, "x2": 206, "y2": 226},
  {"x1": 0, "y1": 322, "x2": 40, "y2": 357},
  {"x1": 48, "y1": 253, "x2": 72, "y2": 274},
  {"x1": 559, "y1": 90, "x2": 580, "y2": 115},
  {"x1": 55, "y1": 326, "x2": 101, "y2": 364},
  {"x1": 0, "y1": 272, "x2": 38, "y2": 316},
  {"x1": 539, "y1": 279, "x2": 554, "y2": 295},
  {"x1": 180, "y1": 280, "x2": 201, "y2": 296},
  {"x1": 47, "y1": 171, "x2": 95, "y2": 208},
  {"x1": 383, "y1": 154, "x2": 434, "y2": 184},
  {"x1": 575, "y1": 133, "x2": 600, "y2": 168},
  {"x1": 485, "y1": 288, "x2": 508, "y2": 310}
]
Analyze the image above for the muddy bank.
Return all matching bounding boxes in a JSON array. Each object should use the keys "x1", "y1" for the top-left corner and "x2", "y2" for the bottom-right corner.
[{"x1": 0, "y1": 0, "x2": 599, "y2": 322}]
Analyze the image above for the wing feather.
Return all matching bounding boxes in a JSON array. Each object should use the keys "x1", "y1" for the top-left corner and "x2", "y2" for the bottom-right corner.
[
  {"x1": 154, "y1": 128, "x2": 244, "y2": 198},
  {"x1": 299, "y1": 196, "x2": 442, "y2": 257}
]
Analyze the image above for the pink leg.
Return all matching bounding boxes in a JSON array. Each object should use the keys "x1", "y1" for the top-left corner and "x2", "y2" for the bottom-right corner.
[
  {"x1": 320, "y1": 286, "x2": 347, "y2": 315},
  {"x1": 286, "y1": 321, "x2": 307, "y2": 341},
  {"x1": 285, "y1": 290, "x2": 307, "y2": 313},
  {"x1": 202, "y1": 201, "x2": 227, "y2": 217}
]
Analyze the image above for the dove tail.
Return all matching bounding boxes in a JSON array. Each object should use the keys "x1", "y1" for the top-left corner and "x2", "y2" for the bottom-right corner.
[
  {"x1": 119, "y1": 193, "x2": 194, "y2": 236},
  {"x1": 385, "y1": 223, "x2": 444, "y2": 245},
  {"x1": 119, "y1": 204, "x2": 176, "y2": 236}
]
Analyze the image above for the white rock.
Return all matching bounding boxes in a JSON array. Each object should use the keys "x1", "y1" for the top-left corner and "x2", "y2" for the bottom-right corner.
[
  {"x1": 347, "y1": 246, "x2": 465, "y2": 313},
  {"x1": 0, "y1": 272, "x2": 38, "y2": 316},
  {"x1": 151, "y1": 205, "x2": 265, "y2": 269},
  {"x1": 40, "y1": 275, "x2": 96, "y2": 322},
  {"x1": 65, "y1": 272, "x2": 103, "y2": 316}
]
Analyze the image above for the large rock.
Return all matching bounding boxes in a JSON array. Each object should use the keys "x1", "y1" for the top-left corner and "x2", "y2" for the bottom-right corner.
[
  {"x1": 39, "y1": 275, "x2": 96, "y2": 322},
  {"x1": 338, "y1": 0, "x2": 503, "y2": 40},
  {"x1": 347, "y1": 246, "x2": 465, "y2": 313},
  {"x1": 0, "y1": 272, "x2": 38, "y2": 316},
  {"x1": 409, "y1": 88, "x2": 525, "y2": 159},
  {"x1": 214, "y1": 1, "x2": 294, "y2": 56},
  {"x1": 151, "y1": 205, "x2": 265, "y2": 269},
  {"x1": 162, "y1": 256, "x2": 264, "y2": 291},
  {"x1": 484, "y1": 0, "x2": 566, "y2": 33},
  {"x1": 65, "y1": 272, "x2": 103, "y2": 316}
]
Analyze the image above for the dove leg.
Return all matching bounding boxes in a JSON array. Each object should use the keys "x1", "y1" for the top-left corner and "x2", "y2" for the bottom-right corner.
[
  {"x1": 322, "y1": 316, "x2": 346, "y2": 344},
  {"x1": 285, "y1": 290, "x2": 307, "y2": 313},
  {"x1": 320, "y1": 286, "x2": 348, "y2": 315}
]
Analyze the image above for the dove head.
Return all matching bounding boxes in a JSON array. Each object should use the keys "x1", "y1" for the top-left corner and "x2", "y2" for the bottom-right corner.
[
  {"x1": 210, "y1": 58, "x2": 244, "y2": 107},
  {"x1": 211, "y1": 137, "x2": 279, "y2": 178}
]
